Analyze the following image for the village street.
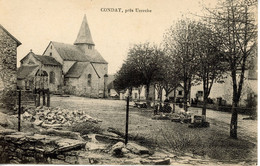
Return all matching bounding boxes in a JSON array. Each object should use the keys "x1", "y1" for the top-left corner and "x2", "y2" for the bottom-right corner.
[{"x1": 51, "y1": 95, "x2": 257, "y2": 164}]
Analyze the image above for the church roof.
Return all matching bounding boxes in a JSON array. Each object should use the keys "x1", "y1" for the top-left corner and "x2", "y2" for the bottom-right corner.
[
  {"x1": 17, "y1": 65, "x2": 38, "y2": 79},
  {"x1": 52, "y1": 42, "x2": 90, "y2": 62},
  {"x1": 52, "y1": 41, "x2": 107, "y2": 64},
  {"x1": 74, "y1": 15, "x2": 95, "y2": 45},
  {"x1": 65, "y1": 62, "x2": 89, "y2": 78},
  {"x1": 33, "y1": 54, "x2": 61, "y2": 66}
]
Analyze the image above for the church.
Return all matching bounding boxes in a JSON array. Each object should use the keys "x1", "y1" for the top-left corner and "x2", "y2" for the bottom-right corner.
[{"x1": 17, "y1": 15, "x2": 108, "y2": 98}]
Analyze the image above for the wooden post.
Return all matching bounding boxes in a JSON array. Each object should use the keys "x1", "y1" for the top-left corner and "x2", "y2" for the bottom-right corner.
[
  {"x1": 42, "y1": 90, "x2": 46, "y2": 106},
  {"x1": 125, "y1": 96, "x2": 130, "y2": 145},
  {"x1": 47, "y1": 89, "x2": 50, "y2": 107},
  {"x1": 37, "y1": 91, "x2": 41, "y2": 107},
  {"x1": 18, "y1": 90, "x2": 21, "y2": 132}
]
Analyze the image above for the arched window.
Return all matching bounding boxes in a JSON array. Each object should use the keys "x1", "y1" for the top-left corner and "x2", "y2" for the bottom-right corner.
[
  {"x1": 88, "y1": 74, "x2": 92, "y2": 86},
  {"x1": 50, "y1": 71, "x2": 55, "y2": 84}
]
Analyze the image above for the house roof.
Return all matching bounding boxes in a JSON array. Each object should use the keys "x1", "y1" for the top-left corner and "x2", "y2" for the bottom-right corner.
[
  {"x1": 33, "y1": 54, "x2": 61, "y2": 66},
  {"x1": 0, "y1": 24, "x2": 22, "y2": 46},
  {"x1": 65, "y1": 62, "x2": 89, "y2": 78},
  {"x1": 17, "y1": 65, "x2": 38, "y2": 79},
  {"x1": 74, "y1": 15, "x2": 95, "y2": 45},
  {"x1": 20, "y1": 51, "x2": 61, "y2": 66},
  {"x1": 52, "y1": 41, "x2": 107, "y2": 64}
]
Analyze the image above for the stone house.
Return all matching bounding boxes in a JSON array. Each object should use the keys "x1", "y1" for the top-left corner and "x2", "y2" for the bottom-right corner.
[
  {"x1": 119, "y1": 84, "x2": 184, "y2": 102},
  {"x1": 18, "y1": 15, "x2": 108, "y2": 98},
  {"x1": 190, "y1": 62, "x2": 257, "y2": 107},
  {"x1": 0, "y1": 24, "x2": 21, "y2": 90},
  {"x1": 0, "y1": 24, "x2": 21, "y2": 108}
]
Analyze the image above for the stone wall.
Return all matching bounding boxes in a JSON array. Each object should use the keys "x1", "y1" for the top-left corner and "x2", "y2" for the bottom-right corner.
[
  {"x1": 0, "y1": 27, "x2": 18, "y2": 109},
  {"x1": 0, "y1": 129, "x2": 86, "y2": 164}
]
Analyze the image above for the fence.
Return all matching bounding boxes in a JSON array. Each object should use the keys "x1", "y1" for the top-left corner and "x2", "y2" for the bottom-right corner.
[{"x1": 17, "y1": 89, "x2": 51, "y2": 131}]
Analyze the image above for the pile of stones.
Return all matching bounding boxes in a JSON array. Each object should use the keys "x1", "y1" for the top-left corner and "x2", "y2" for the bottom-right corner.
[{"x1": 21, "y1": 106, "x2": 102, "y2": 128}]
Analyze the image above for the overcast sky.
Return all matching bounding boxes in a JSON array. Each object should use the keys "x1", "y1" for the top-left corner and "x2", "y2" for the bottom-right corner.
[{"x1": 0, "y1": 0, "x2": 217, "y2": 74}]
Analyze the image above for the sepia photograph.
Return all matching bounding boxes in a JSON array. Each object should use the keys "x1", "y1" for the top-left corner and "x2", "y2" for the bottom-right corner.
[{"x1": 0, "y1": 0, "x2": 258, "y2": 165}]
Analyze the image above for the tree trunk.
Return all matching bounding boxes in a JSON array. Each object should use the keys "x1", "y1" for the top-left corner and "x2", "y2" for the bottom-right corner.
[
  {"x1": 230, "y1": 101, "x2": 238, "y2": 139},
  {"x1": 146, "y1": 84, "x2": 151, "y2": 108},
  {"x1": 202, "y1": 95, "x2": 207, "y2": 117},
  {"x1": 173, "y1": 88, "x2": 176, "y2": 113}
]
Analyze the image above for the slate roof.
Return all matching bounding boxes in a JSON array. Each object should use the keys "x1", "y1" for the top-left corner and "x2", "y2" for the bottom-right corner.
[
  {"x1": 33, "y1": 54, "x2": 61, "y2": 66},
  {"x1": 65, "y1": 62, "x2": 89, "y2": 78},
  {"x1": 20, "y1": 51, "x2": 61, "y2": 66},
  {"x1": 74, "y1": 15, "x2": 95, "y2": 45},
  {"x1": 52, "y1": 42, "x2": 90, "y2": 62},
  {"x1": 17, "y1": 65, "x2": 38, "y2": 79},
  {"x1": 52, "y1": 41, "x2": 107, "y2": 64}
]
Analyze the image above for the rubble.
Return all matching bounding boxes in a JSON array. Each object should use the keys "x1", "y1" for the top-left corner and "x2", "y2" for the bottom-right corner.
[
  {"x1": 126, "y1": 142, "x2": 150, "y2": 155},
  {"x1": 21, "y1": 106, "x2": 102, "y2": 128}
]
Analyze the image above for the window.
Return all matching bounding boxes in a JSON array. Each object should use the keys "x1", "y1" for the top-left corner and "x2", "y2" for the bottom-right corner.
[
  {"x1": 50, "y1": 45, "x2": 52, "y2": 49},
  {"x1": 178, "y1": 90, "x2": 183, "y2": 96},
  {"x1": 88, "y1": 74, "x2": 92, "y2": 86},
  {"x1": 50, "y1": 52, "x2": 52, "y2": 56},
  {"x1": 50, "y1": 71, "x2": 55, "y2": 84}
]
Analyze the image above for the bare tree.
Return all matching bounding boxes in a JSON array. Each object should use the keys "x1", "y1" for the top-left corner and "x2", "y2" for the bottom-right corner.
[
  {"x1": 194, "y1": 22, "x2": 228, "y2": 117},
  {"x1": 164, "y1": 19, "x2": 200, "y2": 111},
  {"x1": 205, "y1": 0, "x2": 257, "y2": 138}
]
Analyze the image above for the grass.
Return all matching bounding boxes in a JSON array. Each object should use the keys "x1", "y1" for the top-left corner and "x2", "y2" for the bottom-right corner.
[{"x1": 50, "y1": 96, "x2": 257, "y2": 164}]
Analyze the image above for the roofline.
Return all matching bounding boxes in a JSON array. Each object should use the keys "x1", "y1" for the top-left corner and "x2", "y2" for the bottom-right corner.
[
  {"x1": 0, "y1": 24, "x2": 22, "y2": 46},
  {"x1": 42, "y1": 41, "x2": 52, "y2": 56},
  {"x1": 90, "y1": 63, "x2": 101, "y2": 78}
]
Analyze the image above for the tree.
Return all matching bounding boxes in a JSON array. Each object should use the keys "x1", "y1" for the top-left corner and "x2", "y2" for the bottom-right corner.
[
  {"x1": 153, "y1": 52, "x2": 182, "y2": 111},
  {"x1": 164, "y1": 19, "x2": 200, "y2": 111},
  {"x1": 194, "y1": 22, "x2": 228, "y2": 117},
  {"x1": 114, "y1": 60, "x2": 143, "y2": 96},
  {"x1": 205, "y1": 0, "x2": 257, "y2": 138},
  {"x1": 127, "y1": 43, "x2": 164, "y2": 106}
]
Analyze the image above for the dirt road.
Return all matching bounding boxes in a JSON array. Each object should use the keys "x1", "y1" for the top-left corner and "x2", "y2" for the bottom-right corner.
[{"x1": 50, "y1": 96, "x2": 257, "y2": 164}]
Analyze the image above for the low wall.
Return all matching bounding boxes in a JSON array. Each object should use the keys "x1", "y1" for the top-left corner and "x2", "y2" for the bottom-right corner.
[{"x1": 0, "y1": 129, "x2": 86, "y2": 164}]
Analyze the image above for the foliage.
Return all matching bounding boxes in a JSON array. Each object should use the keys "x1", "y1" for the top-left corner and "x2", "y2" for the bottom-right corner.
[{"x1": 114, "y1": 43, "x2": 166, "y2": 102}]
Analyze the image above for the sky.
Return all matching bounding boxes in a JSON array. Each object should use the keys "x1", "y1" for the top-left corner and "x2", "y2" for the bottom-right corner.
[{"x1": 0, "y1": 0, "x2": 217, "y2": 74}]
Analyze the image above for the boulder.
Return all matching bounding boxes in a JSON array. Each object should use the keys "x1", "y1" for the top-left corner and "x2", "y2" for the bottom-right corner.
[
  {"x1": 110, "y1": 142, "x2": 125, "y2": 157},
  {"x1": 126, "y1": 142, "x2": 150, "y2": 155},
  {"x1": 140, "y1": 158, "x2": 171, "y2": 165}
]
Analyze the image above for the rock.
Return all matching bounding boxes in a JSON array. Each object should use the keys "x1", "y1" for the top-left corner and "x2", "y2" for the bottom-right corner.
[
  {"x1": 110, "y1": 141, "x2": 125, "y2": 157},
  {"x1": 95, "y1": 134, "x2": 124, "y2": 143},
  {"x1": 140, "y1": 158, "x2": 171, "y2": 165},
  {"x1": 126, "y1": 142, "x2": 150, "y2": 155},
  {"x1": 0, "y1": 112, "x2": 14, "y2": 127},
  {"x1": 154, "y1": 158, "x2": 171, "y2": 165},
  {"x1": 54, "y1": 138, "x2": 86, "y2": 153},
  {"x1": 5, "y1": 134, "x2": 25, "y2": 142},
  {"x1": 57, "y1": 154, "x2": 65, "y2": 160},
  {"x1": 65, "y1": 155, "x2": 78, "y2": 164},
  {"x1": 85, "y1": 142, "x2": 107, "y2": 151},
  {"x1": 0, "y1": 128, "x2": 16, "y2": 135}
]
